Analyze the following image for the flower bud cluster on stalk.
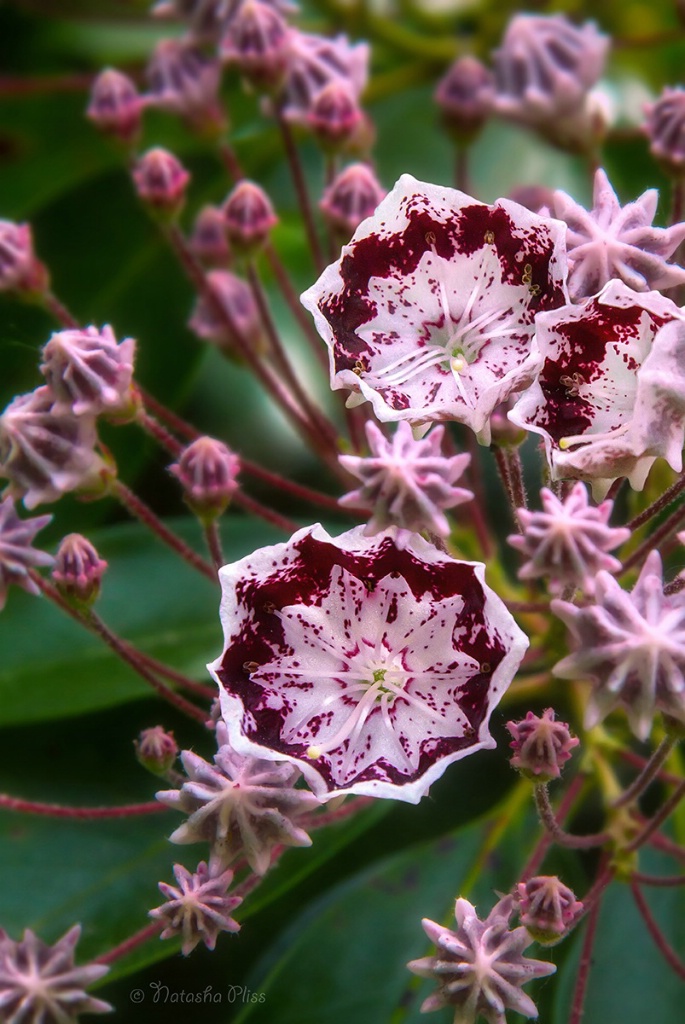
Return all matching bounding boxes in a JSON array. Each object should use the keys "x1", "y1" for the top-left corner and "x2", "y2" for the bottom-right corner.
[{"x1": 2, "y1": 4, "x2": 685, "y2": 1024}]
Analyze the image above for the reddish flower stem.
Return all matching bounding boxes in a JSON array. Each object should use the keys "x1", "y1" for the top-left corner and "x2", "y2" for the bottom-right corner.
[
  {"x1": 113, "y1": 479, "x2": 217, "y2": 582},
  {"x1": 41, "y1": 290, "x2": 79, "y2": 328},
  {"x1": 137, "y1": 408, "x2": 183, "y2": 458},
  {"x1": 520, "y1": 775, "x2": 586, "y2": 880},
  {"x1": 134, "y1": 650, "x2": 215, "y2": 699},
  {"x1": 238, "y1": 456, "x2": 347, "y2": 511},
  {"x1": 648, "y1": 831, "x2": 685, "y2": 862},
  {"x1": 275, "y1": 109, "x2": 325, "y2": 273},
  {"x1": 303, "y1": 796, "x2": 374, "y2": 830},
  {"x1": 630, "y1": 880, "x2": 685, "y2": 980},
  {"x1": 632, "y1": 871, "x2": 685, "y2": 886},
  {"x1": 568, "y1": 893, "x2": 602, "y2": 1024},
  {"x1": 612, "y1": 736, "x2": 677, "y2": 809},
  {"x1": 218, "y1": 139, "x2": 245, "y2": 183},
  {"x1": 232, "y1": 490, "x2": 299, "y2": 534},
  {"x1": 263, "y1": 241, "x2": 329, "y2": 371},
  {"x1": 94, "y1": 922, "x2": 163, "y2": 966},
  {"x1": 492, "y1": 446, "x2": 519, "y2": 522},
  {"x1": 621, "y1": 498, "x2": 685, "y2": 575},
  {"x1": 204, "y1": 521, "x2": 225, "y2": 570},
  {"x1": 0, "y1": 794, "x2": 167, "y2": 819},
  {"x1": 628, "y1": 469, "x2": 685, "y2": 530},
  {"x1": 534, "y1": 783, "x2": 609, "y2": 850},
  {"x1": 455, "y1": 146, "x2": 470, "y2": 194},
  {"x1": 625, "y1": 780, "x2": 685, "y2": 853},
  {"x1": 138, "y1": 387, "x2": 200, "y2": 443},
  {"x1": 618, "y1": 748, "x2": 683, "y2": 788}
]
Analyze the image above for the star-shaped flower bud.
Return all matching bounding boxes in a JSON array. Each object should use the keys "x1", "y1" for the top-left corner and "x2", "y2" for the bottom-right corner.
[
  {"x1": 0, "y1": 386, "x2": 109, "y2": 509},
  {"x1": 407, "y1": 895, "x2": 556, "y2": 1024},
  {"x1": 516, "y1": 876, "x2": 582, "y2": 945},
  {"x1": 506, "y1": 709, "x2": 579, "y2": 782},
  {"x1": 0, "y1": 497, "x2": 53, "y2": 610},
  {"x1": 319, "y1": 163, "x2": 386, "y2": 237},
  {"x1": 0, "y1": 925, "x2": 111, "y2": 1022},
  {"x1": 145, "y1": 38, "x2": 223, "y2": 130},
  {"x1": 150, "y1": 861, "x2": 241, "y2": 955},
  {"x1": 0, "y1": 220, "x2": 49, "y2": 296},
  {"x1": 552, "y1": 169, "x2": 685, "y2": 300},
  {"x1": 552, "y1": 551, "x2": 685, "y2": 741},
  {"x1": 508, "y1": 483, "x2": 630, "y2": 596},
  {"x1": 209, "y1": 524, "x2": 528, "y2": 802},
  {"x1": 493, "y1": 14, "x2": 608, "y2": 126},
  {"x1": 644, "y1": 87, "x2": 685, "y2": 177},
  {"x1": 339, "y1": 420, "x2": 472, "y2": 544},
  {"x1": 302, "y1": 174, "x2": 568, "y2": 444},
  {"x1": 156, "y1": 723, "x2": 319, "y2": 875},
  {"x1": 40, "y1": 325, "x2": 136, "y2": 420},
  {"x1": 278, "y1": 31, "x2": 369, "y2": 124},
  {"x1": 86, "y1": 68, "x2": 143, "y2": 146},
  {"x1": 509, "y1": 281, "x2": 685, "y2": 498}
]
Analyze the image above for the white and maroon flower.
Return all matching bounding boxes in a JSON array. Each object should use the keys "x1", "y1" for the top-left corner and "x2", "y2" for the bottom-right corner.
[
  {"x1": 509, "y1": 281, "x2": 685, "y2": 497},
  {"x1": 208, "y1": 524, "x2": 528, "y2": 803},
  {"x1": 301, "y1": 174, "x2": 568, "y2": 444},
  {"x1": 552, "y1": 169, "x2": 685, "y2": 300}
]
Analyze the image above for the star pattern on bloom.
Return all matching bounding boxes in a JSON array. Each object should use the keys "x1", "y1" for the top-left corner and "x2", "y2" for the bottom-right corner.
[
  {"x1": 301, "y1": 174, "x2": 568, "y2": 444},
  {"x1": 407, "y1": 895, "x2": 556, "y2": 1024},
  {"x1": 150, "y1": 861, "x2": 241, "y2": 955},
  {"x1": 208, "y1": 524, "x2": 528, "y2": 803},
  {"x1": 339, "y1": 420, "x2": 473, "y2": 543},
  {"x1": 552, "y1": 169, "x2": 685, "y2": 301},
  {"x1": 509, "y1": 280, "x2": 685, "y2": 498},
  {"x1": 508, "y1": 483, "x2": 630, "y2": 595},
  {"x1": 552, "y1": 551, "x2": 685, "y2": 740}
]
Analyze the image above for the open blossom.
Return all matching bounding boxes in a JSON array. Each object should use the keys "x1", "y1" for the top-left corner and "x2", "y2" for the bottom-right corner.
[
  {"x1": 552, "y1": 169, "x2": 685, "y2": 300},
  {"x1": 0, "y1": 497, "x2": 53, "y2": 610},
  {"x1": 407, "y1": 895, "x2": 555, "y2": 1024},
  {"x1": 339, "y1": 420, "x2": 472, "y2": 543},
  {"x1": 40, "y1": 325, "x2": 136, "y2": 418},
  {"x1": 301, "y1": 174, "x2": 567, "y2": 443},
  {"x1": 150, "y1": 861, "x2": 241, "y2": 955},
  {"x1": 508, "y1": 483, "x2": 630, "y2": 596},
  {"x1": 208, "y1": 524, "x2": 528, "y2": 803},
  {"x1": 0, "y1": 925, "x2": 111, "y2": 1023},
  {"x1": 509, "y1": 281, "x2": 685, "y2": 497},
  {"x1": 552, "y1": 550, "x2": 685, "y2": 741}
]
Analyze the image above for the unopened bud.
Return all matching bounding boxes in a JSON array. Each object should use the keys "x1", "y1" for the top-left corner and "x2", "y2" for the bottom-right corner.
[
  {"x1": 516, "y1": 876, "x2": 582, "y2": 944},
  {"x1": 435, "y1": 56, "x2": 494, "y2": 143},
  {"x1": 308, "y1": 82, "x2": 363, "y2": 148},
  {"x1": 220, "y1": 0, "x2": 292, "y2": 91},
  {"x1": 40, "y1": 325, "x2": 137, "y2": 420},
  {"x1": 189, "y1": 205, "x2": 232, "y2": 266},
  {"x1": 86, "y1": 68, "x2": 143, "y2": 146},
  {"x1": 0, "y1": 221, "x2": 49, "y2": 296},
  {"x1": 52, "y1": 533, "x2": 107, "y2": 606},
  {"x1": 146, "y1": 38, "x2": 224, "y2": 133},
  {"x1": 506, "y1": 709, "x2": 579, "y2": 782},
  {"x1": 319, "y1": 163, "x2": 385, "y2": 237},
  {"x1": 188, "y1": 270, "x2": 264, "y2": 357},
  {"x1": 132, "y1": 148, "x2": 190, "y2": 219},
  {"x1": 169, "y1": 436, "x2": 240, "y2": 520},
  {"x1": 135, "y1": 726, "x2": 178, "y2": 775},
  {"x1": 644, "y1": 87, "x2": 685, "y2": 178},
  {"x1": 222, "y1": 181, "x2": 277, "y2": 254}
]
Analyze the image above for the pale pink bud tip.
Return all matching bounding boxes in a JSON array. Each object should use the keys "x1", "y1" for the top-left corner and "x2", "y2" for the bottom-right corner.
[
  {"x1": 435, "y1": 56, "x2": 495, "y2": 141},
  {"x1": 86, "y1": 68, "x2": 142, "y2": 144},
  {"x1": 135, "y1": 726, "x2": 179, "y2": 775},
  {"x1": 319, "y1": 163, "x2": 385, "y2": 235},
  {"x1": 0, "y1": 220, "x2": 49, "y2": 295},
  {"x1": 517, "y1": 876, "x2": 582, "y2": 944},
  {"x1": 222, "y1": 181, "x2": 278, "y2": 252},
  {"x1": 132, "y1": 147, "x2": 191, "y2": 216},
  {"x1": 506, "y1": 708, "x2": 579, "y2": 781},
  {"x1": 169, "y1": 436, "x2": 240, "y2": 518},
  {"x1": 52, "y1": 533, "x2": 107, "y2": 606}
]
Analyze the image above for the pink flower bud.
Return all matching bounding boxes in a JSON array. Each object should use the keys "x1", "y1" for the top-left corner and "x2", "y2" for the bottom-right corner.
[
  {"x1": 131, "y1": 147, "x2": 190, "y2": 218},
  {"x1": 52, "y1": 533, "x2": 107, "y2": 606},
  {"x1": 319, "y1": 163, "x2": 385, "y2": 236},
  {"x1": 169, "y1": 436, "x2": 240, "y2": 519},
  {"x1": 86, "y1": 68, "x2": 143, "y2": 145},
  {"x1": 644, "y1": 87, "x2": 685, "y2": 177},
  {"x1": 146, "y1": 38, "x2": 224, "y2": 131},
  {"x1": 222, "y1": 181, "x2": 277, "y2": 253},
  {"x1": 307, "y1": 82, "x2": 363, "y2": 148},
  {"x1": 517, "y1": 876, "x2": 582, "y2": 944},
  {"x1": 0, "y1": 497, "x2": 53, "y2": 610},
  {"x1": 0, "y1": 220, "x2": 49, "y2": 296},
  {"x1": 506, "y1": 709, "x2": 579, "y2": 782},
  {"x1": 220, "y1": 0, "x2": 292, "y2": 91},
  {"x1": 434, "y1": 56, "x2": 495, "y2": 142},
  {"x1": 40, "y1": 325, "x2": 136, "y2": 419},
  {"x1": 189, "y1": 205, "x2": 232, "y2": 266},
  {"x1": 135, "y1": 726, "x2": 179, "y2": 776},
  {"x1": 188, "y1": 269, "x2": 263, "y2": 356}
]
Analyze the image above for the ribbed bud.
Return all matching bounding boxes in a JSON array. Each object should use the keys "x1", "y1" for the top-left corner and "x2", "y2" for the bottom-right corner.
[
  {"x1": 0, "y1": 221, "x2": 49, "y2": 296},
  {"x1": 307, "y1": 82, "x2": 363, "y2": 148},
  {"x1": 169, "y1": 436, "x2": 240, "y2": 520},
  {"x1": 52, "y1": 533, "x2": 108, "y2": 606},
  {"x1": 222, "y1": 181, "x2": 277, "y2": 254},
  {"x1": 131, "y1": 148, "x2": 191, "y2": 219},
  {"x1": 135, "y1": 726, "x2": 179, "y2": 776},
  {"x1": 220, "y1": 0, "x2": 292, "y2": 91},
  {"x1": 516, "y1": 876, "x2": 582, "y2": 944},
  {"x1": 86, "y1": 68, "x2": 143, "y2": 145},
  {"x1": 435, "y1": 56, "x2": 495, "y2": 143},
  {"x1": 319, "y1": 163, "x2": 385, "y2": 236},
  {"x1": 189, "y1": 205, "x2": 232, "y2": 266},
  {"x1": 40, "y1": 325, "x2": 137, "y2": 420},
  {"x1": 506, "y1": 709, "x2": 579, "y2": 782}
]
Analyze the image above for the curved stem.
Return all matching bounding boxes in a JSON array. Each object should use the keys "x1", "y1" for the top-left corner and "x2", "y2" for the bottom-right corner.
[
  {"x1": 520, "y1": 775, "x2": 586, "y2": 880},
  {"x1": 41, "y1": 291, "x2": 79, "y2": 328},
  {"x1": 632, "y1": 871, "x2": 685, "y2": 886},
  {"x1": 613, "y1": 737, "x2": 677, "y2": 810},
  {"x1": 568, "y1": 894, "x2": 602, "y2": 1024},
  {"x1": 0, "y1": 795, "x2": 167, "y2": 819},
  {"x1": 94, "y1": 922, "x2": 162, "y2": 966},
  {"x1": 630, "y1": 880, "x2": 685, "y2": 980},
  {"x1": 232, "y1": 490, "x2": 300, "y2": 534},
  {"x1": 263, "y1": 241, "x2": 329, "y2": 371},
  {"x1": 628, "y1": 469, "x2": 685, "y2": 531},
  {"x1": 204, "y1": 521, "x2": 225, "y2": 570},
  {"x1": 137, "y1": 408, "x2": 183, "y2": 458},
  {"x1": 625, "y1": 780, "x2": 685, "y2": 853},
  {"x1": 534, "y1": 784, "x2": 609, "y2": 850},
  {"x1": 621, "y1": 498, "x2": 685, "y2": 576},
  {"x1": 239, "y1": 456, "x2": 347, "y2": 511},
  {"x1": 138, "y1": 387, "x2": 200, "y2": 443}
]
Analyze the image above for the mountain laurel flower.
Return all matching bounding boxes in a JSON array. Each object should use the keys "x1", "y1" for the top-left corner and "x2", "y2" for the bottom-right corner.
[
  {"x1": 493, "y1": 14, "x2": 609, "y2": 126},
  {"x1": 278, "y1": 32, "x2": 369, "y2": 123},
  {"x1": 0, "y1": 386, "x2": 109, "y2": 510},
  {"x1": 156, "y1": 723, "x2": 319, "y2": 875},
  {"x1": 40, "y1": 325, "x2": 136, "y2": 419},
  {"x1": 508, "y1": 483, "x2": 630, "y2": 596},
  {"x1": 509, "y1": 281, "x2": 685, "y2": 498},
  {"x1": 86, "y1": 68, "x2": 143, "y2": 145},
  {"x1": 150, "y1": 861, "x2": 241, "y2": 955},
  {"x1": 169, "y1": 436, "x2": 241, "y2": 519},
  {"x1": 146, "y1": 38, "x2": 223, "y2": 128},
  {"x1": 302, "y1": 174, "x2": 568, "y2": 443},
  {"x1": 0, "y1": 497, "x2": 53, "y2": 610},
  {"x1": 552, "y1": 169, "x2": 685, "y2": 300},
  {"x1": 208, "y1": 524, "x2": 529, "y2": 803},
  {"x1": 0, "y1": 925, "x2": 111, "y2": 1022},
  {"x1": 644, "y1": 87, "x2": 685, "y2": 176},
  {"x1": 506, "y1": 709, "x2": 579, "y2": 782},
  {"x1": 516, "y1": 876, "x2": 582, "y2": 945},
  {"x1": 552, "y1": 551, "x2": 685, "y2": 741},
  {"x1": 319, "y1": 162, "x2": 386, "y2": 236},
  {"x1": 222, "y1": 180, "x2": 278, "y2": 253},
  {"x1": 52, "y1": 533, "x2": 108, "y2": 606},
  {"x1": 339, "y1": 420, "x2": 473, "y2": 543},
  {"x1": 407, "y1": 895, "x2": 556, "y2": 1024},
  {"x1": 0, "y1": 220, "x2": 49, "y2": 295}
]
